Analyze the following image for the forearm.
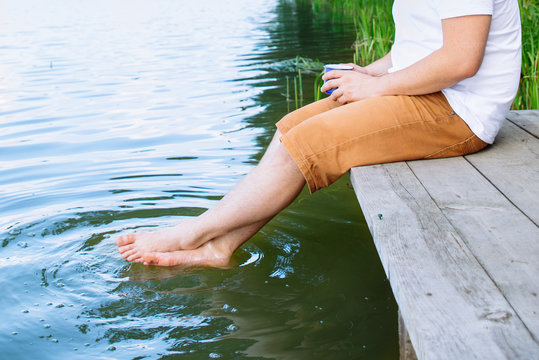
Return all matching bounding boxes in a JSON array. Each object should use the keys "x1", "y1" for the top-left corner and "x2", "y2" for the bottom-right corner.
[{"x1": 375, "y1": 48, "x2": 470, "y2": 96}]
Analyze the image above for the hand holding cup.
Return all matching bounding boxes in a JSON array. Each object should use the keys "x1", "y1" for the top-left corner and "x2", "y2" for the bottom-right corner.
[{"x1": 322, "y1": 64, "x2": 355, "y2": 95}]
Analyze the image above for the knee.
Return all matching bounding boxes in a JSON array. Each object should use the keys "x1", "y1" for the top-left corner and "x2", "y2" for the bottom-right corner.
[{"x1": 274, "y1": 138, "x2": 297, "y2": 169}]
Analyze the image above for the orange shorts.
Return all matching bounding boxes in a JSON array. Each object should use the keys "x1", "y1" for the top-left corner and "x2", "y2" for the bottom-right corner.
[{"x1": 276, "y1": 92, "x2": 487, "y2": 193}]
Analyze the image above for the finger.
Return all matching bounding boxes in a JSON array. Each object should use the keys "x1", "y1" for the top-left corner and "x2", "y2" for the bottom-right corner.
[
  {"x1": 350, "y1": 64, "x2": 367, "y2": 73},
  {"x1": 330, "y1": 87, "x2": 343, "y2": 102},
  {"x1": 321, "y1": 79, "x2": 338, "y2": 93},
  {"x1": 345, "y1": 63, "x2": 365, "y2": 72},
  {"x1": 331, "y1": 88, "x2": 349, "y2": 104},
  {"x1": 322, "y1": 70, "x2": 347, "y2": 81}
]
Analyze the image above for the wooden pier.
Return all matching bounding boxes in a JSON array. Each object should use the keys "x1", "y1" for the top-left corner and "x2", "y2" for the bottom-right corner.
[{"x1": 350, "y1": 110, "x2": 539, "y2": 359}]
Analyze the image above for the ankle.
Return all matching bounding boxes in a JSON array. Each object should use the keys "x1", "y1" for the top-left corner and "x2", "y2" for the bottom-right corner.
[
  {"x1": 191, "y1": 216, "x2": 228, "y2": 244},
  {"x1": 205, "y1": 240, "x2": 235, "y2": 261}
]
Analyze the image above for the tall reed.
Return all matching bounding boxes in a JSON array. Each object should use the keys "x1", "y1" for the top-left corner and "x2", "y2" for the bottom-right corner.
[
  {"x1": 287, "y1": 56, "x2": 325, "y2": 108},
  {"x1": 515, "y1": 0, "x2": 538, "y2": 109},
  {"x1": 308, "y1": 0, "x2": 538, "y2": 109}
]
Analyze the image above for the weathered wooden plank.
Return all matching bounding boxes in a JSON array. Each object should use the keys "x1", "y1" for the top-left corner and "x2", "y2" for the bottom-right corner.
[
  {"x1": 506, "y1": 110, "x2": 539, "y2": 138},
  {"x1": 350, "y1": 162, "x2": 539, "y2": 359},
  {"x1": 409, "y1": 156, "x2": 539, "y2": 341},
  {"x1": 465, "y1": 120, "x2": 539, "y2": 225},
  {"x1": 399, "y1": 311, "x2": 418, "y2": 360}
]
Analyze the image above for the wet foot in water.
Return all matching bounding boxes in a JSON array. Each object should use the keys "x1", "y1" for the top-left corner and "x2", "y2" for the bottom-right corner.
[
  {"x1": 116, "y1": 220, "x2": 207, "y2": 263},
  {"x1": 142, "y1": 239, "x2": 233, "y2": 267},
  {"x1": 117, "y1": 225, "x2": 236, "y2": 267},
  {"x1": 117, "y1": 219, "x2": 268, "y2": 267}
]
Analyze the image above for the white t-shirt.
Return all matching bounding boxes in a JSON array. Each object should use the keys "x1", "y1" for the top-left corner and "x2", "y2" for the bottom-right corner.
[{"x1": 388, "y1": 0, "x2": 522, "y2": 144}]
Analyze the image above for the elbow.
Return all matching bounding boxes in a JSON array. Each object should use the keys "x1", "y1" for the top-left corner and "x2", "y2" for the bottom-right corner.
[
  {"x1": 442, "y1": 48, "x2": 485, "y2": 81},
  {"x1": 461, "y1": 62, "x2": 481, "y2": 79},
  {"x1": 454, "y1": 58, "x2": 483, "y2": 80}
]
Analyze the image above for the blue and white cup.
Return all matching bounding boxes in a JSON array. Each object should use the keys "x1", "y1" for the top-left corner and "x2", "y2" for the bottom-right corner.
[{"x1": 323, "y1": 64, "x2": 354, "y2": 95}]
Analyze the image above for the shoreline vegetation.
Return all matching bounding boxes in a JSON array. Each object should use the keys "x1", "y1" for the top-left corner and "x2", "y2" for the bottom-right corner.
[{"x1": 290, "y1": 0, "x2": 538, "y2": 109}]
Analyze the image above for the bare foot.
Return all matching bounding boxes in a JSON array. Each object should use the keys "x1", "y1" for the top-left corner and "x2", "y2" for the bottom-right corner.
[
  {"x1": 142, "y1": 240, "x2": 233, "y2": 267},
  {"x1": 116, "y1": 221, "x2": 206, "y2": 263}
]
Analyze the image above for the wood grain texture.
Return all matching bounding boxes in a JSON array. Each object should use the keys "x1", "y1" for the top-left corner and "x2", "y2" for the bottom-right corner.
[
  {"x1": 506, "y1": 110, "x2": 539, "y2": 138},
  {"x1": 349, "y1": 111, "x2": 539, "y2": 359},
  {"x1": 399, "y1": 311, "x2": 418, "y2": 360},
  {"x1": 350, "y1": 162, "x2": 538, "y2": 359},
  {"x1": 465, "y1": 120, "x2": 539, "y2": 225},
  {"x1": 409, "y1": 156, "x2": 539, "y2": 341}
]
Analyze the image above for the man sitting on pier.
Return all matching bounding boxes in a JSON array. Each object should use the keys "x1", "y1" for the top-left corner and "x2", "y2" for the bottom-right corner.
[{"x1": 116, "y1": 0, "x2": 522, "y2": 266}]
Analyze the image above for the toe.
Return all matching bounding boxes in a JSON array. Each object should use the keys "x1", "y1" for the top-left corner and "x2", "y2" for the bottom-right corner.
[
  {"x1": 118, "y1": 244, "x2": 135, "y2": 254},
  {"x1": 143, "y1": 252, "x2": 175, "y2": 266},
  {"x1": 126, "y1": 252, "x2": 142, "y2": 262},
  {"x1": 121, "y1": 248, "x2": 138, "y2": 259},
  {"x1": 116, "y1": 234, "x2": 136, "y2": 247},
  {"x1": 142, "y1": 253, "x2": 158, "y2": 266}
]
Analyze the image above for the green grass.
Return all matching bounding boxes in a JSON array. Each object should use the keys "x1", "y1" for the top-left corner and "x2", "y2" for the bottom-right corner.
[
  {"x1": 286, "y1": 56, "x2": 326, "y2": 110},
  {"x1": 515, "y1": 0, "x2": 538, "y2": 109},
  {"x1": 305, "y1": 0, "x2": 538, "y2": 110}
]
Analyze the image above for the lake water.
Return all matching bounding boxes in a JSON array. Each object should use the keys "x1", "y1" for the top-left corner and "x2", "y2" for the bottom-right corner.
[{"x1": 0, "y1": 0, "x2": 398, "y2": 358}]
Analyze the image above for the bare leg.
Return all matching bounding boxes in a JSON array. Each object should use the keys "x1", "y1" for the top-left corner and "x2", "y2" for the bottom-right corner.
[
  {"x1": 116, "y1": 130, "x2": 306, "y2": 266},
  {"x1": 117, "y1": 130, "x2": 285, "y2": 254}
]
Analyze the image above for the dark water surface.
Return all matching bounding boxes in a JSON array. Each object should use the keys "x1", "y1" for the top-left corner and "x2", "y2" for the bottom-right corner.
[{"x1": 0, "y1": 0, "x2": 398, "y2": 358}]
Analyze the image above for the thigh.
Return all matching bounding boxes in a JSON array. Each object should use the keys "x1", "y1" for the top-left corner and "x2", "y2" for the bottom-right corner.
[
  {"x1": 279, "y1": 92, "x2": 485, "y2": 192},
  {"x1": 276, "y1": 97, "x2": 342, "y2": 134}
]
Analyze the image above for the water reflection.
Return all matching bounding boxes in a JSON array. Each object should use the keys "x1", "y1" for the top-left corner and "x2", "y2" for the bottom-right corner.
[
  {"x1": 0, "y1": 0, "x2": 397, "y2": 359},
  {"x1": 240, "y1": 0, "x2": 360, "y2": 157}
]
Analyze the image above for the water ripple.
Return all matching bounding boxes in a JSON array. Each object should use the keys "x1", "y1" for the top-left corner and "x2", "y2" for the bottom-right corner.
[{"x1": 0, "y1": 0, "x2": 395, "y2": 358}]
